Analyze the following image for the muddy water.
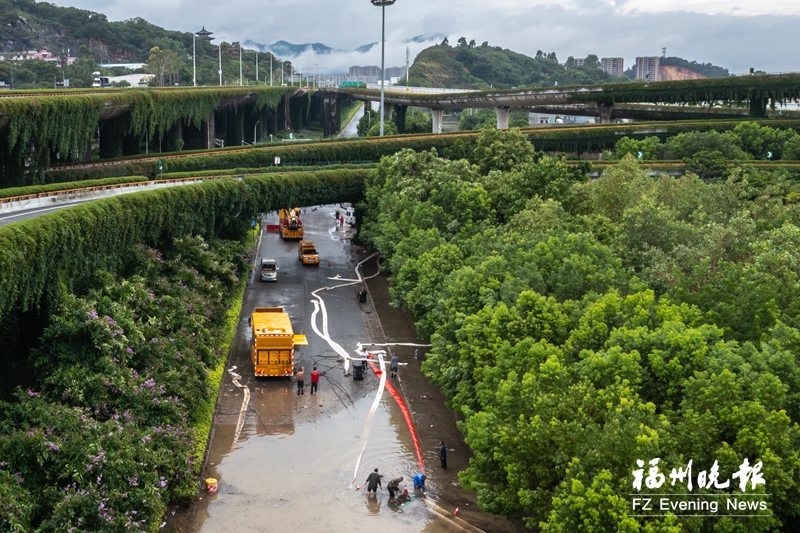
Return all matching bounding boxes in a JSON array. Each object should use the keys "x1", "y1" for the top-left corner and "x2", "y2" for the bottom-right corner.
[{"x1": 170, "y1": 207, "x2": 479, "y2": 533}]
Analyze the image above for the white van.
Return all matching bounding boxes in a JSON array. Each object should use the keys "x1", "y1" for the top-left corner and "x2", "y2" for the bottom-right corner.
[{"x1": 260, "y1": 257, "x2": 278, "y2": 282}]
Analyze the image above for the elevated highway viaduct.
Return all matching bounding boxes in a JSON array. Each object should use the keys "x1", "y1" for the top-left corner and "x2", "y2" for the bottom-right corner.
[
  {"x1": 337, "y1": 73, "x2": 800, "y2": 132},
  {"x1": 0, "y1": 86, "x2": 356, "y2": 187}
]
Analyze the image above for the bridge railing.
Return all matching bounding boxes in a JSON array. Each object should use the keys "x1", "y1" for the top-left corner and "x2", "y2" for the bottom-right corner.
[{"x1": 364, "y1": 84, "x2": 477, "y2": 95}]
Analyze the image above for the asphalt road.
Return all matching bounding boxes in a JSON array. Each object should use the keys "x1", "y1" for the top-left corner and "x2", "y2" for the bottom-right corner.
[
  {"x1": 0, "y1": 200, "x2": 94, "y2": 227},
  {"x1": 170, "y1": 206, "x2": 473, "y2": 533}
]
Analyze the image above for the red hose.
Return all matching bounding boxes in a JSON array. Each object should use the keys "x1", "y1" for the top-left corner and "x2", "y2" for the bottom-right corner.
[{"x1": 367, "y1": 359, "x2": 425, "y2": 474}]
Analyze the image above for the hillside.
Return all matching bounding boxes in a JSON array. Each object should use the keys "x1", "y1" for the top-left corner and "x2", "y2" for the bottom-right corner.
[
  {"x1": 0, "y1": 0, "x2": 198, "y2": 62},
  {"x1": 0, "y1": 0, "x2": 285, "y2": 88},
  {"x1": 407, "y1": 39, "x2": 629, "y2": 90},
  {"x1": 661, "y1": 56, "x2": 729, "y2": 78}
]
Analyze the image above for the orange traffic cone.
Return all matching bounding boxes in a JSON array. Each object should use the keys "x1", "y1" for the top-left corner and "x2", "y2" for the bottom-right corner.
[{"x1": 453, "y1": 507, "x2": 459, "y2": 515}]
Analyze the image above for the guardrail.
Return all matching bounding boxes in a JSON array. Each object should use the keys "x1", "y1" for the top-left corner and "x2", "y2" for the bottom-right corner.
[
  {"x1": 364, "y1": 84, "x2": 478, "y2": 95},
  {"x1": 0, "y1": 175, "x2": 233, "y2": 215}
]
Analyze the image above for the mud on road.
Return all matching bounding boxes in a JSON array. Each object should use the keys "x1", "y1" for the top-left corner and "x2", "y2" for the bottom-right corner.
[{"x1": 168, "y1": 206, "x2": 515, "y2": 533}]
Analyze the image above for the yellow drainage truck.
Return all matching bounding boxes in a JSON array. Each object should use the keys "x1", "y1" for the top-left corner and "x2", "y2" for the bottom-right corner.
[
  {"x1": 251, "y1": 307, "x2": 308, "y2": 377},
  {"x1": 279, "y1": 208, "x2": 304, "y2": 239}
]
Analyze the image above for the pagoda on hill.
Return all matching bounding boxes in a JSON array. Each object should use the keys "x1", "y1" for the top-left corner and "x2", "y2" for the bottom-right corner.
[{"x1": 196, "y1": 27, "x2": 214, "y2": 41}]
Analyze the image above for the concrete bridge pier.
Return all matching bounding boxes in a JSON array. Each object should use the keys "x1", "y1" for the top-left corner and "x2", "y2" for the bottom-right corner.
[
  {"x1": 322, "y1": 96, "x2": 340, "y2": 138},
  {"x1": 394, "y1": 105, "x2": 407, "y2": 134},
  {"x1": 202, "y1": 111, "x2": 215, "y2": 149},
  {"x1": 749, "y1": 96, "x2": 767, "y2": 118},
  {"x1": 382, "y1": 102, "x2": 394, "y2": 122},
  {"x1": 284, "y1": 95, "x2": 293, "y2": 133},
  {"x1": 431, "y1": 108, "x2": 444, "y2": 134},
  {"x1": 495, "y1": 107, "x2": 511, "y2": 130},
  {"x1": 597, "y1": 103, "x2": 614, "y2": 123}
]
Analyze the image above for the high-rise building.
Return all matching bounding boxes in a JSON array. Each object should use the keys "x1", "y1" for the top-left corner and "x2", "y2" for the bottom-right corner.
[
  {"x1": 601, "y1": 57, "x2": 624, "y2": 77},
  {"x1": 635, "y1": 56, "x2": 661, "y2": 82}
]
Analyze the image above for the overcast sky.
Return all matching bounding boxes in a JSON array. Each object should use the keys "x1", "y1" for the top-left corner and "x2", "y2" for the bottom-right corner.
[{"x1": 51, "y1": 0, "x2": 800, "y2": 74}]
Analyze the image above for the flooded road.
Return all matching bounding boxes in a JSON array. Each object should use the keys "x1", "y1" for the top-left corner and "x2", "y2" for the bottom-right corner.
[{"x1": 170, "y1": 206, "x2": 499, "y2": 533}]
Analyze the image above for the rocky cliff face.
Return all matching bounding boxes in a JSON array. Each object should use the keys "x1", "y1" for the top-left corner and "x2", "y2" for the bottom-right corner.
[{"x1": 659, "y1": 65, "x2": 707, "y2": 81}]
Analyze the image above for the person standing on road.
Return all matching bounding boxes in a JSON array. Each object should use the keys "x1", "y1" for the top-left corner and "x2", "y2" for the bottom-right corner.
[
  {"x1": 335, "y1": 210, "x2": 340, "y2": 227},
  {"x1": 366, "y1": 468, "x2": 383, "y2": 495},
  {"x1": 390, "y1": 354, "x2": 399, "y2": 379},
  {"x1": 439, "y1": 441, "x2": 447, "y2": 470},
  {"x1": 387, "y1": 476, "x2": 403, "y2": 501},
  {"x1": 340, "y1": 214, "x2": 345, "y2": 228},
  {"x1": 310, "y1": 366, "x2": 320, "y2": 395},
  {"x1": 296, "y1": 366, "x2": 305, "y2": 395},
  {"x1": 361, "y1": 350, "x2": 369, "y2": 373}
]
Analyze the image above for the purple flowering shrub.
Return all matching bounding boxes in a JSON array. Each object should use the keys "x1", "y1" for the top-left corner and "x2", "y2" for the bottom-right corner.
[{"x1": 0, "y1": 237, "x2": 246, "y2": 532}]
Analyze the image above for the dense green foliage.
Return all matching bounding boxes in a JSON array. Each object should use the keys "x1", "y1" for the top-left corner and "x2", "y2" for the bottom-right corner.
[
  {"x1": 0, "y1": 237, "x2": 246, "y2": 532},
  {"x1": 610, "y1": 122, "x2": 800, "y2": 162},
  {"x1": 408, "y1": 41, "x2": 629, "y2": 90},
  {"x1": 361, "y1": 129, "x2": 800, "y2": 530}
]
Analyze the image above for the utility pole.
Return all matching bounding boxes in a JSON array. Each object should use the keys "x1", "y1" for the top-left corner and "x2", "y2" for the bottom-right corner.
[
  {"x1": 406, "y1": 46, "x2": 410, "y2": 86},
  {"x1": 270, "y1": 54, "x2": 273, "y2": 85},
  {"x1": 193, "y1": 34, "x2": 196, "y2": 87},
  {"x1": 256, "y1": 50, "x2": 258, "y2": 85},
  {"x1": 239, "y1": 43, "x2": 243, "y2": 86}
]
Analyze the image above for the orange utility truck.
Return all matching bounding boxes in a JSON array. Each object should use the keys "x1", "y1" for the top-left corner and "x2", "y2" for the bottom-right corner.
[
  {"x1": 279, "y1": 208, "x2": 304, "y2": 239},
  {"x1": 250, "y1": 307, "x2": 308, "y2": 377}
]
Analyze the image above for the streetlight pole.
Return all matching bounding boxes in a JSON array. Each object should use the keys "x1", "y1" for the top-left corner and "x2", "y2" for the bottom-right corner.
[
  {"x1": 370, "y1": 0, "x2": 397, "y2": 136},
  {"x1": 218, "y1": 38, "x2": 225, "y2": 86},
  {"x1": 193, "y1": 33, "x2": 196, "y2": 87},
  {"x1": 239, "y1": 43, "x2": 243, "y2": 86},
  {"x1": 270, "y1": 54, "x2": 273, "y2": 86},
  {"x1": 254, "y1": 120, "x2": 260, "y2": 144},
  {"x1": 256, "y1": 50, "x2": 258, "y2": 85}
]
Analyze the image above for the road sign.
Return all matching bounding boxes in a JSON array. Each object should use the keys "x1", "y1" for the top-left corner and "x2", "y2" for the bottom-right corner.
[
  {"x1": 251, "y1": 219, "x2": 257, "y2": 228},
  {"x1": 158, "y1": 160, "x2": 163, "y2": 170},
  {"x1": 637, "y1": 151, "x2": 644, "y2": 159},
  {"x1": 767, "y1": 151, "x2": 773, "y2": 160},
  {"x1": 274, "y1": 156, "x2": 281, "y2": 165}
]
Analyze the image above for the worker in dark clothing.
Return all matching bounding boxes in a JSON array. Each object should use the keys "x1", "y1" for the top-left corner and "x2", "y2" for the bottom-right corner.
[
  {"x1": 366, "y1": 468, "x2": 383, "y2": 495},
  {"x1": 296, "y1": 367, "x2": 305, "y2": 395},
  {"x1": 390, "y1": 354, "x2": 399, "y2": 379},
  {"x1": 439, "y1": 440, "x2": 447, "y2": 469},
  {"x1": 387, "y1": 476, "x2": 404, "y2": 500}
]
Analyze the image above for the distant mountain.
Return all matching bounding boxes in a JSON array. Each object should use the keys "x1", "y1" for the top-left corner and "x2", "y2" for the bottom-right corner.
[
  {"x1": 408, "y1": 40, "x2": 630, "y2": 90},
  {"x1": 243, "y1": 40, "x2": 337, "y2": 57},
  {"x1": 355, "y1": 42, "x2": 378, "y2": 53},
  {"x1": 243, "y1": 33, "x2": 444, "y2": 59}
]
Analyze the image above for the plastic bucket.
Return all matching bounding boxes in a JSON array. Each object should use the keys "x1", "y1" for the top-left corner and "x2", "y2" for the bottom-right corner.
[{"x1": 205, "y1": 478, "x2": 218, "y2": 493}]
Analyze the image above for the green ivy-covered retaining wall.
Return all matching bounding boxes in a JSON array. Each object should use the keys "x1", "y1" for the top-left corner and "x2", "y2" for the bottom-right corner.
[{"x1": 0, "y1": 168, "x2": 365, "y2": 321}]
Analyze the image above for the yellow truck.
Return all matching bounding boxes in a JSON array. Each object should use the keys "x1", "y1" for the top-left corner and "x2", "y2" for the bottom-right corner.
[
  {"x1": 279, "y1": 208, "x2": 304, "y2": 239},
  {"x1": 250, "y1": 307, "x2": 308, "y2": 377},
  {"x1": 298, "y1": 240, "x2": 319, "y2": 265}
]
